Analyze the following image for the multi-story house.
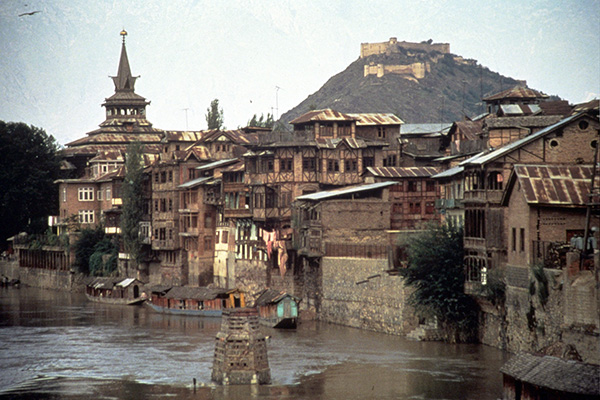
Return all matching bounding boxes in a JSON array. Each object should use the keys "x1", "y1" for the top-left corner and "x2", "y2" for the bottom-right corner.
[
  {"x1": 364, "y1": 166, "x2": 441, "y2": 230},
  {"x1": 462, "y1": 107, "x2": 599, "y2": 294},
  {"x1": 150, "y1": 146, "x2": 211, "y2": 285}
]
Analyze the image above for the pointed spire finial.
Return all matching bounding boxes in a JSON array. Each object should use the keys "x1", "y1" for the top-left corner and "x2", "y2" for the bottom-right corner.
[{"x1": 120, "y1": 29, "x2": 127, "y2": 44}]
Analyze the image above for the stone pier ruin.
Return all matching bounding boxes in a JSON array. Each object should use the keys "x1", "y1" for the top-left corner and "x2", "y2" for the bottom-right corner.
[{"x1": 211, "y1": 308, "x2": 271, "y2": 385}]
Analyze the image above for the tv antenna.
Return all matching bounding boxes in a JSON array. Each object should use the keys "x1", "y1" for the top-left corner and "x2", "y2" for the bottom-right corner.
[
  {"x1": 275, "y1": 86, "x2": 282, "y2": 120},
  {"x1": 182, "y1": 108, "x2": 189, "y2": 130}
]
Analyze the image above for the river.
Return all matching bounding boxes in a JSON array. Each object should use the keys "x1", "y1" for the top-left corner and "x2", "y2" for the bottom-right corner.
[{"x1": 0, "y1": 287, "x2": 508, "y2": 399}]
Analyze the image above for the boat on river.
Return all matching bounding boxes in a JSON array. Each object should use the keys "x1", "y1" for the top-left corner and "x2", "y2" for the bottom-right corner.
[
  {"x1": 145, "y1": 286, "x2": 245, "y2": 317},
  {"x1": 85, "y1": 277, "x2": 145, "y2": 305},
  {"x1": 254, "y1": 289, "x2": 300, "y2": 329}
]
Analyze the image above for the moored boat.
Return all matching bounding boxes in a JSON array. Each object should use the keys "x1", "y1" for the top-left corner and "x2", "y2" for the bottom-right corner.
[
  {"x1": 85, "y1": 277, "x2": 145, "y2": 305},
  {"x1": 145, "y1": 286, "x2": 245, "y2": 317},
  {"x1": 254, "y1": 289, "x2": 300, "y2": 329}
]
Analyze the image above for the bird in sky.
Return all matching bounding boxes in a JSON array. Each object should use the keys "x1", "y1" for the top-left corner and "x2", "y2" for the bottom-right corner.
[{"x1": 18, "y1": 11, "x2": 41, "y2": 17}]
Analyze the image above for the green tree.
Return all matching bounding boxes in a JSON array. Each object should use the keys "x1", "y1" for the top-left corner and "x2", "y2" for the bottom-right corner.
[
  {"x1": 206, "y1": 98, "x2": 224, "y2": 130},
  {"x1": 399, "y1": 223, "x2": 479, "y2": 342},
  {"x1": 120, "y1": 141, "x2": 145, "y2": 271},
  {"x1": 74, "y1": 227, "x2": 105, "y2": 274},
  {"x1": 247, "y1": 113, "x2": 274, "y2": 128},
  {"x1": 0, "y1": 121, "x2": 60, "y2": 249}
]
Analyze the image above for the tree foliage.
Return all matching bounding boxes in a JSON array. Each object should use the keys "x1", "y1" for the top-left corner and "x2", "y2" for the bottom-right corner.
[
  {"x1": 0, "y1": 121, "x2": 61, "y2": 249},
  {"x1": 400, "y1": 223, "x2": 479, "y2": 342},
  {"x1": 120, "y1": 141, "x2": 145, "y2": 269},
  {"x1": 74, "y1": 227, "x2": 117, "y2": 276},
  {"x1": 205, "y1": 98, "x2": 224, "y2": 130},
  {"x1": 247, "y1": 113, "x2": 274, "y2": 129}
]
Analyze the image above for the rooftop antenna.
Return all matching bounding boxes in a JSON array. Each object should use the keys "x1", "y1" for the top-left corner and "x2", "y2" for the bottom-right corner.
[
  {"x1": 275, "y1": 86, "x2": 282, "y2": 120},
  {"x1": 182, "y1": 108, "x2": 189, "y2": 130}
]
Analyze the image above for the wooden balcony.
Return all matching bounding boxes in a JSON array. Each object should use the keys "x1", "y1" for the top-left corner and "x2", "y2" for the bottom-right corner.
[{"x1": 152, "y1": 239, "x2": 178, "y2": 250}]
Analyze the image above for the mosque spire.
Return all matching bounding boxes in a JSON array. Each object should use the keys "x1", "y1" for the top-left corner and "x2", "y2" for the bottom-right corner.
[{"x1": 112, "y1": 29, "x2": 137, "y2": 92}]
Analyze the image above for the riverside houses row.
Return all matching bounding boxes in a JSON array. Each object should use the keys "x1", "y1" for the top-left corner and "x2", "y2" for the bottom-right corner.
[{"x1": 39, "y1": 32, "x2": 600, "y2": 364}]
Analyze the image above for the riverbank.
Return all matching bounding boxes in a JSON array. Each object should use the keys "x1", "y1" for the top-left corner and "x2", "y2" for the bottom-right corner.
[{"x1": 0, "y1": 259, "x2": 85, "y2": 292}]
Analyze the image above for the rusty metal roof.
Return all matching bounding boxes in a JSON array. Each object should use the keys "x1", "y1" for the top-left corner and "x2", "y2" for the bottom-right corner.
[
  {"x1": 183, "y1": 146, "x2": 211, "y2": 162},
  {"x1": 511, "y1": 164, "x2": 593, "y2": 206},
  {"x1": 500, "y1": 353, "x2": 599, "y2": 395},
  {"x1": 296, "y1": 181, "x2": 397, "y2": 201},
  {"x1": 366, "y1": 166, "x2": 441, "y2": 178},
  {"x1": 162, "y1": 131, "x2": 205, "y2": 142},
  {"x1": 289, "y1": 109, "x2": 357, "y2": 124},
  {"x1": 483, "y1": 86, "x2": 549, "y2": 102},
  {"x1": 347, "y1": 113, "x2": 404, "y2": 126},
  {"x1": 315, "y1": 137, "x2": 387, "y2": 149},
  {"x1": 448, "y1": 120, "x2": 484, "y2": 141}
]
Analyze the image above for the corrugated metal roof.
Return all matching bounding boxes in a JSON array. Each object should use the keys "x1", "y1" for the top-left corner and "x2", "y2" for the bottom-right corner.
[
  {"x1": 484, "y1": 115, "x2": 563, "y2": 129},
  {"x1": 366, "y1": 166, "x2": 441, "y2": 178},
  {"x1": 483, "y1": 86, "x2": 549, "y2": 102},
  {"x1": 500, "y1": 353, "x2": 599, "y2": 395},
  {"x1": 178, "y1": 176, "x2": 213, "y2": 189},
  {"x1": 195, "y1": 158, "x2": 239, "y2": 171},
  {"x1": 162, "y1": 131, "x2": 205, "y2": 142},
  {"x1": 295, "y1": 181, "x2": 397, "y2": 201},
  {"x1": 431, "y1": 165, "x2": 464, "y2": 179},
  {"x1": 254, "y1": 289, "x2": 299, "y2": 306},
  {"x1": 513, "y1": 164, "x2": 592, "y2": 206},
  {"x1": 289, "y1": 109, "x2": 357, "y2": 124},
  {"x1": 468, "y1": 113, "x2": 580, "y2": 166},
  {"x1": 401, "y1": 123, "x2": 452, "y2": 136},
  {"x1": 449, "y1": 120, "x2": 484, "y2": 141},
  {"x1": 347, "y1": 113, "x2": 404, "y2": 126}
]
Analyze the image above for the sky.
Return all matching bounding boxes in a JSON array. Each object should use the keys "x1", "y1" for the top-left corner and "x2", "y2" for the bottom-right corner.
[{"x1": 0, "y1": 0, "x2": 598, "y2": 147}]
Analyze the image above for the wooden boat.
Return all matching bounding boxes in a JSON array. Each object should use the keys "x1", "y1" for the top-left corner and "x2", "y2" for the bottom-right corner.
[
  {"x1": 85, "y1": 277, "x2": 145, "y2": 305},
  {"x1": 254, "y1": 289, "x2": 300, "y2": 329},
  {"x1": 145, "y1": 286, "x2": 245, "y2": 317}
]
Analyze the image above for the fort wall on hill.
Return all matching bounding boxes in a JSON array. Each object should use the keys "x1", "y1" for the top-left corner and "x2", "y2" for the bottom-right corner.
[{"x1": 360, "y1": 37, "x2": 450, "y2": 58}]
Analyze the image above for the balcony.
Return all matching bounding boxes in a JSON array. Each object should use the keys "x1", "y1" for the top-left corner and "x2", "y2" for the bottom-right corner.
[
  {"x1": 179, "y1": 228, "x2": 199, "y2": 237},
  {"x1": 434, "y1": 198, "x2": 463, "y2": 209},
  {"x1": 152, "y1": 239, "x2": 178, "y2": 250}
]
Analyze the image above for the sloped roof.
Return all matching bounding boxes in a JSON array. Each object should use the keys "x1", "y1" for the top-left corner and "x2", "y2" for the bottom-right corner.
[
  {"x1": 195, "y1": 158, "x2": 239, "y2": 172},
  {"x1": 347, "y1": 113, "x2": 404, "y2": 126},
  {"x1": 448, "y1": 120, "x2": 484, "y2": 141},
  {"x1": 483, "y1": 86, "x2": 548, "y2": 102},
  {"x1": 431, "y1": 165, "x2": 464, "y2": 179},
  {"x1": 178, "y1": 176, "x2": 213, "y2": 189},
  {"x1": 505, "y1": 165, "x2": 592, "y2": 206},
  {"x1": 467, "y1": 113, "x2": 581, "y2": 166},
  {"x1": 500, "y1": 353, "x2": 599, "y2": 395},
  {"x1": 366, "y1": 166, "x2": 441, "y2": 178},
  {"x1": 315, "y1": 137, "x2": 386, "y2": 149},
  {"x1": 401, "y1": 123, "x2": 452, "y2": 136},
  {"x1": 484, "y1": 115, "x2": 563, "y2": 129},
  {"x1": 295, "y1": 181, "x2": 396, "y2": 201},
  {"x1": 162, "y1": 131, "x2": 205, "y2": 142},
  {"x1": 289, "y1": 109, "x2": 357, "y2": 124},
  {"x1": 254, "y1": 289, "x2": 300, "y2": 306},
  {"x1": 538, "y1": 100, "x2": 572, "y2": 116}
]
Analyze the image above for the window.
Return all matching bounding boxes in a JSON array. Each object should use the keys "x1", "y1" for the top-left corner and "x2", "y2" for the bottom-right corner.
[
  {"x1": 512, "y1": 228, "x2": 516, "y2": 251},
  {"x1": 409, "y1": 202, "x2": 421, "y2": 213},
  {"x1": 377, "y1": 126, "x2": 386, "y2": 138},
  {"x1": 425, "y1": 202, "x2": 434, "y2": 214},
  {"x1": 281, "y1": 191, "x2": 292, "y2": 208},
  {"x1": 62, "y1": 188, "x2": 67, "y2": 202},
  {"x1": 78, "y1": 210, "x2": 94, "y2": 224},
  {"x1": 78, "y1": 187, "x2": 94, "y2": 201},
  {"x1": 426, "y1": 181, "x2": 435, "y2": 192},
  {"x1": 520, "y1": 228, "x2": 525, "y2": 252},
  {"x1": 204, "y1": 213, "x2": 213, "y2": 229},
  {"x1": 97, "y1": 190, "x2": 103, "y2": 201},
  {"x1": 363, "y1": 157, "x2": 374, "y2": 172},
  {"x1": 302, "y1": 157, "x2": 316, "y2": 171},
  {"x1": 160, "y1": 199, "x2": 166, "y2": 212},
  {"x1": 280, "y1": 159, "x2": 293, "y2": 172},
  {"x1": 327, "y1": 160, "x2": 339, "y2": 172},
  {"x1": 408, "y1": 181, "x2": 421, "y2": 192},
  {"x1": 106, "y1": 188, "x2": 112, "y2": 200},
  {"x1": 204, "y1": 237, "x2": 212, "y2": 251},
  {"x1": 392, "y1": 203, "x2": 403, "y2": 214},
  {"x1": 222, "y1": 231, "x2": 228, "y2": 244},
  {"x1": 154, "y1": 199, "x2": 159, "y2": 212},
  {"x1": 344, "y1": 159, "x2": 358, "y2": 172},
  {"x1": 154, "y1": 173, "x2": 159, "y2": 183},
  {"x1": 161, "y1": 171, "x2": 167, "y2": 183},
  {"x1": 488, "y1": 172, "x2": 503, "y2": 190},
  {"x1": 168, "y1": 199, "x2": 173, "y2": 212},
  {"x1": 168, "y1": 171, "x2": 173, "y2": 182}
]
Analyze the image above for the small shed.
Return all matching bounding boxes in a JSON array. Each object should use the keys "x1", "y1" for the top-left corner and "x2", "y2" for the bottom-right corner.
[
  {"x1": 254, "y1": 289, "x2": 300, "y2": 328},
  {"x1": 500, "y1": 353, "x2": 600, "y2": 400}
]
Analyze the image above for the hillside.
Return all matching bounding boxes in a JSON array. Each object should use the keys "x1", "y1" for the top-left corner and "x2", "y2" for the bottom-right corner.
[{"x1": 279, "y1": 45, "x2": 541, "y2": 125}]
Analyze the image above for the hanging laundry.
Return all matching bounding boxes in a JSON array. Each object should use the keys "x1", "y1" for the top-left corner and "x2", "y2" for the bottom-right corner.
[{"x1": 276, "y1": 240, "x2": 288, "y2": 277}]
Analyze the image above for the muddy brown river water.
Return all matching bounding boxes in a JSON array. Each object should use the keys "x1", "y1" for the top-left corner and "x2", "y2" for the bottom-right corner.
[{"x1": 0, "y1": 287, "x2": 508, "y2": 399}]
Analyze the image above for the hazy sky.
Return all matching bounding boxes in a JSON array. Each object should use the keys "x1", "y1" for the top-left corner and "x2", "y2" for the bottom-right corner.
[{"x1": 1, "y1": 0, "x2": 598, "y2": 146}]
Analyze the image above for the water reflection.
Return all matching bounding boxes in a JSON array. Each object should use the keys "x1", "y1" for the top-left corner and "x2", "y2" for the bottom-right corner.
[{"x1": 0, "y1": 287, "x2": 507, "y2": 399}]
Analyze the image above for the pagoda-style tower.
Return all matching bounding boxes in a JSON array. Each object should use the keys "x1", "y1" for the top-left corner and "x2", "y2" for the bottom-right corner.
[
  {"x1": 60, "y1": 30, "x2": 163, "y2": 176},
  {"x1": 100, "y1": 30, "x2": 152, "y2": 132}
]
